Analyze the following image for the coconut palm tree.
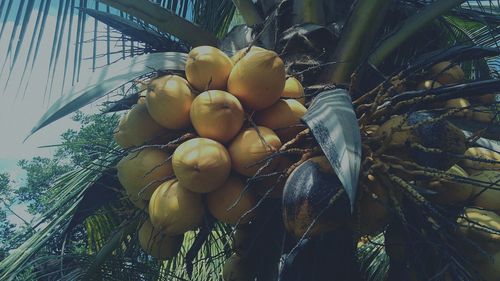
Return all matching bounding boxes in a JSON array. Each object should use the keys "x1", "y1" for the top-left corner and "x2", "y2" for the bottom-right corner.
[{"x1": 0, "y1": 0, "x2": 499, "y2": 280}]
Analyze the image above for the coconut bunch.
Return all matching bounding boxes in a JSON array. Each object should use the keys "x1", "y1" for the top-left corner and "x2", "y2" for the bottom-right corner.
[
  {"x1": 350, "y1": 61, "x2": 500, "y2": 280},
  {"x1": 112, "y1": 45, "x2": 313, "y2": 259}
]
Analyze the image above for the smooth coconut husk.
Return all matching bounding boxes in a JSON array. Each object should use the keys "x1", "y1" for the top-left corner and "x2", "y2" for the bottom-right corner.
[
  {"x1": 254, "y1": 99, "x2": 307, "y2": 142},
  {"x1": 227, "y1": 49, "x2": 286, "y2": 110},
  {"x1": 445, "y1": 98, "x2": 471, "y2": 118},
  {"x1": 424, "y1": 164, "x2": 473, "y2": 205},
  {"x1": 172, "y1": 138, "x2": 231, "y2": 193},
  {"x1": 148, "y1": 179, "x2": 204, "y2": 235},
  {"x1": 222, "y1": 254, "x2": 255, "y2": 281},
  {"x1": 456, "y1": 208, "x2": 500, "y2": 262},
  {"x1": 190, "y1": 90, "x2": 245, "y2": 143},
  {"x1": 230, "y1": 46, "x2": 266, "y2": 64},
  {"x1": 461, "y1": 147, "x2": 500, "y2": 172},
  {"x1": 430, "y1": 61, "x2": 465, "y2": 85},
  {"x1": 228, "y1": 126, "x2": 282, "y2": 177},
  {"x1": 281, "y1": 77, "x2": 305, "y2": 105},
  {"x1": 207, "y1": 174, "x2": 256, "y2": 225},
  {"x1": 185, "y1": 46, "x2": 233, "y2": 91},
  {"x1": 138, "y1": 220, "x2": 183, "y2": 260},
  {"x1": 114, "y1": 103, "x2": 170, "y2": 149},
  {"x1": 117, "y1": 148, "x2": 173, "y2": 209},
  {"x1": 417, "y1": 80, "x2": 442, "y2": 90},
  {"x1": 469, "y1": 170, "x2": 500, "y2": 212},
  {"x1": 146, "y1": 75, "x2": 195, "y2": 129}
]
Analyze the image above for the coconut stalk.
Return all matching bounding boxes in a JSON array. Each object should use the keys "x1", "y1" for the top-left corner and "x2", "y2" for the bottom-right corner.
[
  {"x1": 232, "y1": 0, "x2": 263, "y2": 25},
  {"x1": 99, "y1": 0, "x2": 218, "y2": 47},
  {"x1": 368, "y1": 0, "x2": 466, "y2": 66},
  {"x1": 318, "y1": 0, "x2": 393, "y2": 85},
  {"x1": 292, "y1": 0, "x2": 325, "y2": 25}
]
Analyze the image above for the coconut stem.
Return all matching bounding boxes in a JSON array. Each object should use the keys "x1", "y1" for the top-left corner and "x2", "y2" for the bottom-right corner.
[{"x1": 318, "y1": 0, "x2": 393, "y2": 85}]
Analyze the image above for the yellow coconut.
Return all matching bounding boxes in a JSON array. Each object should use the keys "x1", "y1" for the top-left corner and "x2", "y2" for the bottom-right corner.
[
  {"x1": 146, "y1": 75, "x2": 195, "y2": 129},
  {"x1": 117, "y1": 148, "x2": 173, "y2": 209},
  {"x1": 222, "y1": 254, "x2": 255, "y2": 281},
  {"x1": 456, "y1": 208, "x2": 500, "y2": 262},
  {"x1": 190, "y1": 90, "x2": 245, "y2": 143},
  {"x1": 430, "y1": 61, "x2": 465, "y2": 85},
  {"x1": 148, "y1": 179, "x2": 204, "y2": 235},
  {"x1": 254, "y1": 99, "x2": 307, "y2": 142},
  {"x1": 282, "y1": 77, "x2": 305, "y2": 105},
  {"x1": 227, "y1": 49, "x2": 286, "y2": 110},
  {"x1": 207, "y1": 174, "x2": 256, "y2": 225},
  {"x1": 424, "y1": 164, "x2": 473, "y2": 205},
  {"x1": 229, "y1": 126, "x2": 282, "y2": 177},
  {"x1": 445, "y1": 98, "x2": 471, "y2": 117},
  {"x1": 469, "y1": 170, "x2": 500, "y2": 212},
  {"x1": 138, "y1": 219, "x2": 183, "y2": 260},
  {"x1": 114, "y1": 103, "x2": 170, "y2": 149},
  {"x1": 462, "y1": 147, "x2": 500, "y2": 172},
  {"x1": 185, "y1": 46, "x2": 233, "y2": 91},
  {"x1": 172, "y1": 138, "x2": 231, "y2": 193},
  {"x1": 230, "y1": 46, "x2": 266, "y2": 64},
  {"x1": 417, "y1": 80, "x2": 442, "y2": 90}
]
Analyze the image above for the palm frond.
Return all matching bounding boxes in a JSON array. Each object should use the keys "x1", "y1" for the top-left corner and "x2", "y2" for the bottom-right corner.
[
  {"x1": 0, "y1": 150, "x2": 121, "y2": 280},
  {"x1": 0, "y1": 0, "x2": 237, "y2": 100}
]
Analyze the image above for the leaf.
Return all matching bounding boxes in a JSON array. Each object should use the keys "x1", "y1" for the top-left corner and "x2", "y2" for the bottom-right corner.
[
  {"x1": 83, "y1": 8, "x2": 188, "y2": 52},
  {"x1": 100, "y1": 0, "x2": 218, "y2": 47},
  {"x1": 27, "y1": 52, "x2": 187, "y2": 139},
  {"x1": 301, "y1": 89, "x2": 362, "y2": 211}
]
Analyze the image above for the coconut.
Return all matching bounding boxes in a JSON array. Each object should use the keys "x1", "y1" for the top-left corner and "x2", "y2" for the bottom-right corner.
[
  {"x1": 185, "y1": 46, "x2": 233, "y2": 91},
  {"x1": 148, "y1": 179, "x2": 204, "y2": 235},
  {"x1": 469, "y1": 170, "x2": 500, "y2": 212},
  {"x1": 430, "y1": 61, "x2": 465, "y2": 85},
  {"x1": 190, "y1": 90, "x2": 245, "y2": 143},
  {"x1": 146, "y1": 75, "x2": 195, "y2": 129},
  {"x1": 117, "y1": 148, "x2": 173, "y2": 210},
  {"x1": 207, "y1": 174, "x2": 256, "y2": 225},
  {"x1": 456, "y1": 208, "x2": 500, "y2": 262},
  {"x1": 113, "y1": 103, "x2": 170, "y2": 149},
  {"x1": 230, "y1": 46, "x2": 266, "y2": 64},
  {"x1": 227, "y1": 49, "x2": 286, "y2": 110},
  {"x1": 282, "y1": 77, "x2": 305, "y2": 105},
  {"x1": 228, "y1": 126, "x2": 282, "y2": 177},
  {"x1": 376, "y1": 115, "x2": 411, "y2": 147},
  {"x1": 172, "y1": 138, "x2": 231, "y2": 193},
  {"x1": 444, "y1": 98, "x2": 471, "y2": 117},
  {"x1": 424, "y1": 164, "x2": 472, "y2": 205},
  {"x1": 222, "y1": 254, "x2": 255, "y2": 281},
  {"x1": 254, "y1": 99, "x2": 307, "y2": 142},
  {"x1": 417, "y1": 80, "x2": 442, "y2": 90},
  {"x1": 138, "y1": 219, "x2": 183, "y2": 260},
  {"x1": 462, "y1": 147, "x2": 500, "y2": 172}
]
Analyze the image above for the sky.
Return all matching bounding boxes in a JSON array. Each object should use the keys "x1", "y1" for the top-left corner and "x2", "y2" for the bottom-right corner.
[{"x1": 0, "y1": 2, "x2": 118, "y2": 225}]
